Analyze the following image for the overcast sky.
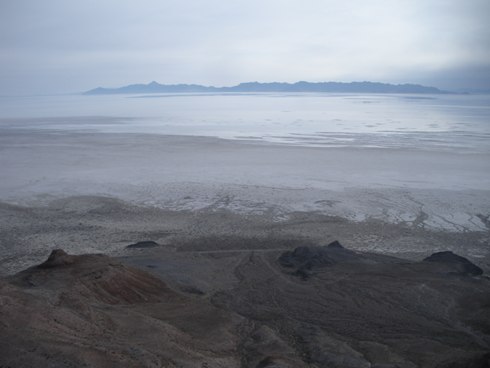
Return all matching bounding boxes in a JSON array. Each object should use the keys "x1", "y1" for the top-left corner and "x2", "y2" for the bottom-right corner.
[{"x1": 0, "y1": 0, "x2": 489, "y2": 94}]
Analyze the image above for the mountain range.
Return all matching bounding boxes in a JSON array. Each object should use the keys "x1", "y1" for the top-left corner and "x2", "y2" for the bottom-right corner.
[{"x1": 84, "y1": 81, "x2": 449, "y2": 95}]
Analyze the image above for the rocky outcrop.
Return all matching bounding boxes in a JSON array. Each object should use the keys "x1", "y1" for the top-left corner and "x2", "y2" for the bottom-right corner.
[
  {"x1": 423, "y1": 251, "x2": 483, "y2": 276},
  {"x1": 279, "y1": 241, "x2": 359, "y2": 268},
  {"x1": 15, "y1": 249, "x2": 181, "y2": 305},
  {"x1": 1, "y1": 250, "x2": 241, "y2": 367},
  {"x1": 2, "y1": 245, "x2": 489, "y2": 368},
  {"x1": 37, "y1": 249, "x2": 76, "y2": 268},
  {"x1": 278, "y1": 241, "x2": 362, "y2": 279},
  {"x1": 126, "y1": 240, "x2": 160, "y2": 249}
]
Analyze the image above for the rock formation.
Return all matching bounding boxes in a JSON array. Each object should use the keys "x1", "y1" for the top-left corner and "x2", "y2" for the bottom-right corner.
[{"x1": 1, "y1": 245, "x2": 489, "y2": 367}]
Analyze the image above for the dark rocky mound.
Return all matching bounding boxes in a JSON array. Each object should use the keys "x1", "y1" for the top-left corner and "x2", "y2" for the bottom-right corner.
[
  {"x1": 37, "y1": 249, "x2": 76, "y2": 268},
  {"x1": 326, "y1": 240, "x2": 344, "y2": 249},
  {"x1": 126, "y1": 240, "x2": 160, "y2": 249},
  {"x1": 423, "y1": 251, "x2": 483, "y2": 276},
  {"x1": 13, "y1": 249, "x2": 177, "y2": 304},
  {"x1": 1, "y1": 250, "x2": 241, "y2": 367},
  {"x1": 279, "y1": 240, "x2": 360, "y2": 268},
  {"x1": 278, "y1": 241, "x2": 361, "y2": 279}
]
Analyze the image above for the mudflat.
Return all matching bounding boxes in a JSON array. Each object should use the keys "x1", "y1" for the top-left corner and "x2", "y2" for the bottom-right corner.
[{"x1": 1, "y1": 130, "x2": 489, "y2": 274}]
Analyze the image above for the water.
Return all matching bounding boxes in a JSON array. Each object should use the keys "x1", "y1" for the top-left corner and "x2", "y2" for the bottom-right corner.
[{"x1": 0, "y1": 92, "x2": 489, "y2": 152}]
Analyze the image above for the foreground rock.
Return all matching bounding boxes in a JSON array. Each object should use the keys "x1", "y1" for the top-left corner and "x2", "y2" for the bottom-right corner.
[
  {"x1": 1, "y1": 250, "x2": 242, "y2": 367},
  {"x1": 1, "y1": 244, "x2": 490, "y2": 368},
  {"x1": 213, "y1": 244, "x2": 490, "y2": 367}
]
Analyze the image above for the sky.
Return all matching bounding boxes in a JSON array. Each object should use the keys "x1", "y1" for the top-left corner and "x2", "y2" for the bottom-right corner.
[{"x1": 0, "y1": 0, "x2": 489, "y2": 95}]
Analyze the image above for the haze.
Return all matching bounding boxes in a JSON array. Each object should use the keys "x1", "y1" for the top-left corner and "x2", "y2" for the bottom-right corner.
[{"x1": 1, "y1": 0, "x2": 489, "y2": 95}]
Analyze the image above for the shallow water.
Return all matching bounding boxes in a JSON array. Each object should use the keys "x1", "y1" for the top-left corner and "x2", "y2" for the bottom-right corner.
[{"x1": 0, "y1": 92, "x2": 489, "y2": 152}]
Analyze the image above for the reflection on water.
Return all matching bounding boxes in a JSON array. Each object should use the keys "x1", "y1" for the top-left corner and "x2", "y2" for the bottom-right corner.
[{"x1": 0, "y1": 93, "x2": 489, "y2": 152}]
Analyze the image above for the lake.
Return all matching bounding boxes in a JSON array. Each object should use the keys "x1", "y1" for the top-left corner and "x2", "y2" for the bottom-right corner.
[{"x1": 1, "y1": 92, "x2": 489, "y2": 153}]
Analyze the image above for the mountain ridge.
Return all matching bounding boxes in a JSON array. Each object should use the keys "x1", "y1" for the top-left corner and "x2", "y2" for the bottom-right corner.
[{"x1": 84, "y1": 80, "x2": 450, "y2": 95}]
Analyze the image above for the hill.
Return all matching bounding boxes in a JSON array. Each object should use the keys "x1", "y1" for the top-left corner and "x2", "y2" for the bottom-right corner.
[
  {"x1": 1, "y1": 244, "x2": 489, "y2": 367},
  {"x1": 84, "y1": 80, "x2": 449, "y2": 95}
]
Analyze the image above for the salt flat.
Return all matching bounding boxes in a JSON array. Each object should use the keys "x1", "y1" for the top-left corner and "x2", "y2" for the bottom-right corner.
[
  {"x1": 0, "y1": 93, "x2": 489, "y2": 273},
  {"x1": 0, "y1": 130, "x2": 488, "y2": 229},
  {"x1": 0, "y1": 128, "x2": 489, "y2": 275}
]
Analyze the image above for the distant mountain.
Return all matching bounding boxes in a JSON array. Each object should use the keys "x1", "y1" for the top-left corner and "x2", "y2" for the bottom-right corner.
[{"x1": 84, "y1": 80, "x2": 449, "y2": 95}]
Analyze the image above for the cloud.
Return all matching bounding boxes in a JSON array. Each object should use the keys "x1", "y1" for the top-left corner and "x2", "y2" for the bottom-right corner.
[{"x1": 0, "y1": 0, "x2": 488, "y2": 94}]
